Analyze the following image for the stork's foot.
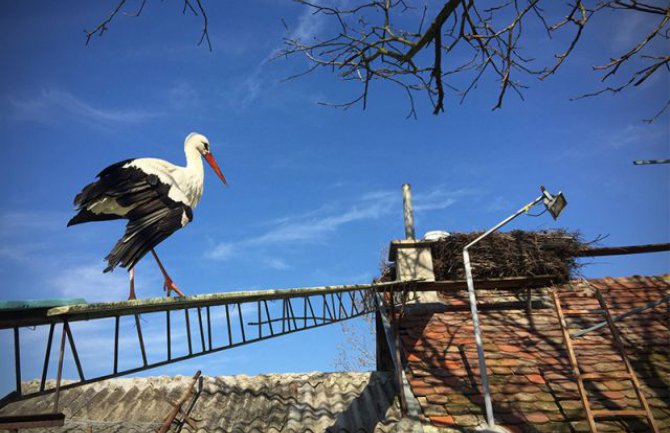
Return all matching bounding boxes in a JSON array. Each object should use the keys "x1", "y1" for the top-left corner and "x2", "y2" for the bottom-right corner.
[{"x1": 163, "y1": 278, "x2": 185, "y2": 297}]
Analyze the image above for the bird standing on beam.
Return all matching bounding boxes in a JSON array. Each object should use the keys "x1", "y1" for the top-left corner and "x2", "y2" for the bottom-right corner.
[{"x1": 68, "y1": 132, "x2": 227, "y2": 299}]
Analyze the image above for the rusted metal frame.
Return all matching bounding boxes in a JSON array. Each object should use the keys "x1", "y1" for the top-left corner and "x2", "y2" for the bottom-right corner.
[
  {"x1": 185, "y1": 309, "x2": 193, "y2": 355},
  {"x1": 13, "y1": 327, "x2": 21, "y2": 395},
  {"x1": 573, "y1": 295, "x2": 670, "y2": 338},
  {"x1": 206, "y1": 307, "x2": 212, "y2": 351},
  {"x1": 281, "y1": 299, "x2": 288, "y2": 333},
  {"x1": 323, "y1": 294, "x2": 334, "y2": 321},
  {"x1": 349, "y1": 290, "x2": 359, "y2": 315},
  {"x1": 175, "y1": 376, "x2": 204, "y2": 433},
  {"x1": 257, "y1": 300, "x2": 263, "y2": 339},
  {"x1": 335, "y1": 292, "x2": 347, "y2": 319},
  {"x1": 157, "y1": 370, "x2": 201, "y2": 433},
  {"x1": 306, "y1": 296, "x2": 318, "y2": 326},
  {"x1": 40, "y1": 323, "x2": 56, "y2": 392},
  {"x1": 64, "y1": 321, "x2": 85, "y2": 380},
  {"x1": 263, "y1": 300, "x2": 274, "y2": 335},
  {"x1": 113, "y1": 316, "x2": 120, "y2": 374},
  {"x1": 286, "y1": 298, "x2": 298, "y2": 330},
  {"x1": 53, "y1": 321, "x2": 67, "y2": 413},
  {"x1": 551, "y1": 290, "x2": 598, "y2": 433},
  {"x1": 197, "y1": 307, "x2": 206, "y2": 352},
  {"x1": 133, "y1": 314, "x2": 148, "y2": 367},
  {"x1": 237, "y1": 303, "x2": 246, "y2": 343},
  {"x1": 225, "y1": 304, "x2": 232, "y2": 345},
  {"x1": 330, "y1": 293, "x2": 338, "y2": 320},
  {"x1": 594, "y1": 288, "x2": 660, "y2": 433},
  {"x1": 166, "y1": 311, "x2": 172, "y2": 360},
  {"x1": 13, "y1": 306, "x2": 375, "y2": 403}
]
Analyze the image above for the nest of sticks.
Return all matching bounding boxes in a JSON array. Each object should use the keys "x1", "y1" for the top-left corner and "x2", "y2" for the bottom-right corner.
[{"x1": 430, "y1": 229, "x2": 583, "y2": 282}]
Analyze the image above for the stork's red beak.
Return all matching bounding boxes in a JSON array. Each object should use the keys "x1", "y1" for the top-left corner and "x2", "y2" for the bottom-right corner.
[{"x1": 204, "y1": 153, "x2": 228, "y2": 186}]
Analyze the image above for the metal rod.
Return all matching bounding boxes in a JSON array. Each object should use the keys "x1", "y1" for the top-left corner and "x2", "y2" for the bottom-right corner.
[
  {"x1": 197, "y1": 308, "x2": 206, "y2": 352},
  {"x1": 185, "y1": 309, "x2": 193, "y2": 355},
  {"x1": 264, "y1": 300, "x2": 274, "y2": 335},
  {"x1": 573, "y1": 294, "x2": 670, "y2": 338},
  {"x1": 114, "y1": 316, "x2": 120, "y2": 374},
  {"x1": 462, "y1": 193, "x2": 545, "y2": 428},
  {"x1": 257, "y1": 301, "x2": 262, "y2": 339},
  {"x1": 167, "y1": 311, "x2": 172, "y2": 360},
  {"x1": 53, "y1": 322, "x2": 67, "y2": 413},
  {"x1": 134, "y1": 315, "x2": 147, "y2": 367},
  {"x1": 64, "y1": 322, "x2": 85, "y2": 380},
  {"x1": 402, "y1": 183, "x2": 415, "y2": 240},
  {"x1": 13, "y1": 328, "x2": 21, "y2": 395},
  {"x1": 237, "y1": 303, "x2": 246, "y2": 342},
  {"x1": 225, "y1": 304, "x2": 232, "y2": 345},
  {"x1": 206, "y1": 306, "x2": 212, "y2": 351},
  {"x1": 40, "y1": 323, "x2": 55, "y2": 392},
  {"x1": 12, "y1": 307, "x2": 375, "y2": 403},
  {"x1": 306, "y1": 297, "x2": 318, "y2": 326},
  {"x1": 287, "y1": 298, "x2": 298, "y2": 330}
]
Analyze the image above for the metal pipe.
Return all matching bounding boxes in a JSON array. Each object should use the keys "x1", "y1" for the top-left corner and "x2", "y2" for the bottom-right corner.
[
  {"x1": 402, "y1": 184, "x2": 415, "y2": 240},
  {"x1": 13, "y1": 328, "x2": 21, "y2": 395},
  {"x1": 462, "y1": 194, "x2": 544, "y2": 428},
  {"x1": 573, "y1": 295, "x2": 670, "y2": 338}
]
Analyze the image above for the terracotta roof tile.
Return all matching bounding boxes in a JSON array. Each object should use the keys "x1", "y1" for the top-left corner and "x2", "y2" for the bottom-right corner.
[{"x1": 400, "y1": 274, "x2": 670, "y2": 432}]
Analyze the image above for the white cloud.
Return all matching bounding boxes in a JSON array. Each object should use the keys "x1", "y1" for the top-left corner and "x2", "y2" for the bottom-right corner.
[
  {"x1": 52, "y1": 263, "x2": 128, "y2": 302},
  {"x1": 207, "y1": 186, "x2": 473, "y2": 267},
  {"x1": 8, "y1": 89, "x2": 162, "y2": 126}
]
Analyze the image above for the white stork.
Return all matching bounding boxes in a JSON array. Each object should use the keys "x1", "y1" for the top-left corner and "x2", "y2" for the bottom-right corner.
[{"x1": 68, "y1": 132, "x2": 227, "y2": 299}]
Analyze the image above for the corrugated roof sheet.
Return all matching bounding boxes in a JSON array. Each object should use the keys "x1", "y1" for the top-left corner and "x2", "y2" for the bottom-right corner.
[
  {"x1": 1, "y1": 372, "x2": 405, "y2": 433},
  {"x1": 400, "y1": 275, "x2": 670, "y2": 432}
]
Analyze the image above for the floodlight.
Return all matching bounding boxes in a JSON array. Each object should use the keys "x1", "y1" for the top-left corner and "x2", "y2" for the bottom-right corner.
[{"x1": 541, "y1": 186, "x2": 568, "y2": 220}]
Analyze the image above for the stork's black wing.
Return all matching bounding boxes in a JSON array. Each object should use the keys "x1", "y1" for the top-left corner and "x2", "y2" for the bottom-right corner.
[{"x1": 104, "y1": 201, "x2": 193, "y2": 272}]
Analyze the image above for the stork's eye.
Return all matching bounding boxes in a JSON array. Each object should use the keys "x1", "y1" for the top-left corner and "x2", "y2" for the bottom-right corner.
[{"x1": 202, "y1": 141, "x2": 209, "y2": 151}]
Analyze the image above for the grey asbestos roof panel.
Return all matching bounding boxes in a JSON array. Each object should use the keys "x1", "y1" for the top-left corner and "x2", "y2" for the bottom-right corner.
[{"x1": 1, "y1": 372, "x2": 404, "y2": 433}]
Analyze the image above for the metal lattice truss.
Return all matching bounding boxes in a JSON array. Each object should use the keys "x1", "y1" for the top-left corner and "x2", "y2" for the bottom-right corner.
[{"x1": 1, "y1": 281, "x2": 413, "y2": 412}]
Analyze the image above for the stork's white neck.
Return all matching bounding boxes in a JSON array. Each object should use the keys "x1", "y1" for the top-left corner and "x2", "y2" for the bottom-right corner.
[{"x1": 182, "y1": 145, "x2": 205, "y2": 207}]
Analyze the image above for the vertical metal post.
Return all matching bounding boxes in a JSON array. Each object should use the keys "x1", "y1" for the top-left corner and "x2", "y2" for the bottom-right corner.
[
  {"x1": 40, "y1": 323, "x2": 55, "y2": 392},
  {"x1": 402, "y1": 183, "x2": 415, "y2": 240},
  {"x1": 166, "y1": 311, "x2": 172, "y2": 360},
  {"x1": 53, "y1": 322, "x2": 67, "y2": 413},
  {"x1": 13, "y1": 327, "x2": 21, "y2": 395},
  {"x1": 461, "y1": 193, "x2": 546, "y2": 428},
  {"x1": 463, "y1": 248, "x2": 495, "y2": 427},
  {"x1": 113, "y1": 316, "x2": 120, "y2": 374}
]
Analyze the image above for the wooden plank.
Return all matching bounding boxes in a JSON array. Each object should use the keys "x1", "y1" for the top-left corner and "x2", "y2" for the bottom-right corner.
[
  {"x1": 595, "y1": 289, "x2": 660, "y2": 433},
  {"x1": 0, "y1": 413, "x2": 65, "y2": 429},
  {"x1": 551, "y1": 290, "x2": 599, "y2": 433},
  {"x1": 591, "y1": 410, "x2": 647, "y2": 418},
  {"x1": 577, "y1": 243, "x2": 670, "y2": 257},
  {"x1": 581, "y1": 372, "x2": 632, "y2": 380}
]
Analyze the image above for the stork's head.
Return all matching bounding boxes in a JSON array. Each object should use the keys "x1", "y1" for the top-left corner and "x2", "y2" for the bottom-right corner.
[{"x1": 185, "y1": 132, "x2": 228, "y2": 186}]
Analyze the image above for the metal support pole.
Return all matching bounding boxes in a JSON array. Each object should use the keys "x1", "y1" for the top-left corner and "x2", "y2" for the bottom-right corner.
[
  {"x1": 13, "y1": 328, "x2": 21, "y2": 396},
  {"x1": 462, "y1": 194, "x2": 545, "y2": 428},
  {"x1": 402, "y1": 184, "x2": 415, "y2": 240},
  {"x1": 463, "y1": 248, "x2": 494, "y2": 427},
  {"x1": 53, "y1": 322, "x2": 67, "y2": 413}
]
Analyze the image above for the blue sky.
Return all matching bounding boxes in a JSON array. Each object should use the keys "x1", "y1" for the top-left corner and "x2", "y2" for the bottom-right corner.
[{"x1": 0, "y1": 1, "x2": 668, "y2": 394}]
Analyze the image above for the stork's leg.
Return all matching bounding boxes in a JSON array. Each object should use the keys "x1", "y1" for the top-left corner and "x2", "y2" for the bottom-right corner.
[
  {"x1": 128, "y1": 267, "x2": 137, "y2": 300},
  {"x1": 150, "y1": 249, "x2": 185, "y2": 297}
]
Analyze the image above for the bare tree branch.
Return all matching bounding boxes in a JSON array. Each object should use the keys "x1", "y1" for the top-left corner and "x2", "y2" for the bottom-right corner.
[
  {"x1": 278, "y1": 0, "x2": 669, "y2": 118},
  {"x1": 85, "y1": 0, "x2": 212, "y2": 51}
]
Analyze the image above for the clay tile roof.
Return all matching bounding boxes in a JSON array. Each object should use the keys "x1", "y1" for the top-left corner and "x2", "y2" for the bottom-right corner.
[
  {"x1": 1, "y1": 372, "x2": 403, "y2": 432},
  {"x1": 399, "y1": 275, "x2": 670, "y2": 432}
]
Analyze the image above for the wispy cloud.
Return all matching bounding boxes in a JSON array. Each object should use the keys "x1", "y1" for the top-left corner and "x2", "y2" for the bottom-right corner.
[
  {"x1": 8, "y1": 89, "x2": 162, "y2": 127},
  {"x1": 51, "y1": 263, "x2": 128, "y2": 302},
  {"x1": 207, "y1": 186, "x2": 472, "y2": 266}
]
